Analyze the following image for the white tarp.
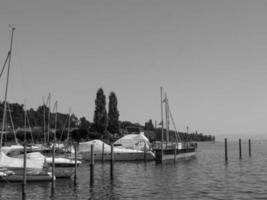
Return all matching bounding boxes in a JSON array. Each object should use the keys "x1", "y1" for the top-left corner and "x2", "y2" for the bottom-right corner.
[
  {"x1": 1, "y1": 145, "x2": 23, "y2": 155},
  {"x1": 46, "y1": 157, "x2": 81, "y2": 165},
  {"x1": 79, "y1": 140, "x2": 111, "y2": 153},
  {"x1": 78, "y1": 139, "x2": 146, "y2": 154},
  {"x1": 24, "y1": 152, "x2": 82, "y2": 165},
  {"x1": 114, "y1": 132, "x2": 151, "y2": 150},
  {"x1": 0, "y1": 151, "x2": 45, "y2": 174}
]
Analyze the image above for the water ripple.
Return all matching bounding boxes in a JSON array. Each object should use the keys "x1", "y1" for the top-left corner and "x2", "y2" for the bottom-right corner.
[{"x1": 1, "y1": 141, "x2": 267, "y2": 199}]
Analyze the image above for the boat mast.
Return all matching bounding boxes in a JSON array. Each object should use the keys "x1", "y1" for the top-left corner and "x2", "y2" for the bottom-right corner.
[
  {"x1": 160, "y1": 87, "x2": 164, "y2": 160},
  {"x1": 25, "y1": 111, "x2": 34, "y2": 144},
  {"x1": 0, "y1": 26, "x2": 15, "y2": 152},
  {"x1": 42, "y1": 96, "x2": 46, "y2": 145},
  {"x1": 7, "y1": 103, "x2": 17, "y2": 144},
  {"x1": 67, "y1": 107, "x2": 71, "y2": 142},
  {"x1": 52, "y1": 101, "x2": 58, "y2": 145},
  {"x1": 47, "y1": 93, "x2": 51, "y2": 145},
  {"x1": 165, "y1": 93, "x2": 169, "y2": 145}
]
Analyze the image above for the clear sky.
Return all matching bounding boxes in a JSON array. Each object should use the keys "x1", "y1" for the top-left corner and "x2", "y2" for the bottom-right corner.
[{"x1": 1, "y1": 0, "x2": 267, "y2": 139}]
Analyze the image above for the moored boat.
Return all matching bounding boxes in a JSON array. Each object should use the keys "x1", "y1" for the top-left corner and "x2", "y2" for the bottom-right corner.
[
  {"x1": 113, "y1": 132, "x2": 151, "y2": 151},
  {"x1": 79, "y1": 139, "x2": 155, "y2": 161},
  {"x1": 24, "y1": 152, "x2": 81, "y2": 178},
  {"x1": 154, "y1": 87, "x2": 197, "y2": 163}
]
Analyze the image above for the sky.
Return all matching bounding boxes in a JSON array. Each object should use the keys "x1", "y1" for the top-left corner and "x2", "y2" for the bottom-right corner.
[{"x1": 1, "y1": 0, "x2": 267, "y2": 140}]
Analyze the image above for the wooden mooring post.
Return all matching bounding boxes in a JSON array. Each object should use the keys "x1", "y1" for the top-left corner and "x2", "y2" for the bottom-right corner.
[
  {"x1": 51, "y1": 145, "x2": 55, "y2": 195},
  {"x1": 173, "y1": 143, "x2": 177, "y2": 162},
  {"x1": 110, "y1": 144, "x2": 114, "y2": 180},
  {"x1": 102, "y1": 142, "x2": 105, "y2": 162},
  {"x1": 224, "y1": 138, "x2": 228, "y2": 162},
  {"x1": 90, "y1": 145, "x2": 94, "y2": 186},
  {"x1": 22, "y1": 142, "x2": 26, "y2": 200},
  {"x1": 239, "y1": 138, "x2": 242, "y2": 159},
  {"x1": 144, "y1": 143, "x2": 147, "y2": 162},
  {"x1": 248, "y1": 139, "x2": 251, "y2": 157},
  {"x1": 74, "y1": 143, "x2": 77, "y2": 185}
]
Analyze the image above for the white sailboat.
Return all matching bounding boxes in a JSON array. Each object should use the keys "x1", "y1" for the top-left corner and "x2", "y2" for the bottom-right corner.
[{"x1": 0, "y1": 26, "x2": 53, "y2": 182}]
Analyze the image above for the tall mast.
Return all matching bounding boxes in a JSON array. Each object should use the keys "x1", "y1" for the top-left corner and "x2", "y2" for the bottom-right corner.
[
  {"x1": 165, "y1": 93, "x2": 169, "y2": 144},
  {"x1": 42, "y1": 96, "x2": 46, "y2": 145},
  {"x1": 0, "y1": 26, "x2": 15, "y2": 152},
  {"x1": 47, "y1": 93, "x2": 51, "y2": 145},
  {"x1": 7, "y1": 103, "x2": 17, "y2": 144},
  {"x1": 67, "y1": 107, "x2": 71, "y2": 142},
  {"x1": 160, "y1": 87, "x2": 164, "y2": 159},
  {"x1": 52, "y1": 101, "x2": 58, "y2": 144}
]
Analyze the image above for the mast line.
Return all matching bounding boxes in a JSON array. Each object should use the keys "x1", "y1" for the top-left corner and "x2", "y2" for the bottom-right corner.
[{"x1": 0, "y1": 26, "x2": 15, "y2": 151}]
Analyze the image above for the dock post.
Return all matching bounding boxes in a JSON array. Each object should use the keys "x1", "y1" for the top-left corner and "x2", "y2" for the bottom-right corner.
[
  {"x1": 22, "y1": 142, "x2": 26, "y2": 200},
  {"x1": 248, "y1": 139, "x2": 251, "y2": 157},
  {"x1": 174, "y1": 144, "x2": 177, "y2": 162},
  {"x1": 239, "y1": 138, "x2": 242, "y2": 159},
  {"x1": 224, "y1": 138, "x2": 228, "y2": 162},
  {"x1": 74, "y1": 143, "x2": 77, "y2": 185},
  {"x1": 102, "y1": 142, "x2": 105, "y2": 162},
  {"x1": 144, "y1": 143, "x2": 147, "y2": 162},
  {"x1": 51, "y1": 145, "x2": 55, "y2": 195},
  {"x1": 90, "y1": 145, "x2": 94, "y2": 186},
  {"x1": 110, "y1": 143, "x2": 114, "y2": 180}
]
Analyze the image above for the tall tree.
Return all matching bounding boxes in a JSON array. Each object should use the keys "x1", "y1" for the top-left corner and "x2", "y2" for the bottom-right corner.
[
  {"x1": 108, "y1": 92, "x2": 120, "y2": 134},
  {"x1": 93, "y1": 88, "x2": 108, "y2": 134}
]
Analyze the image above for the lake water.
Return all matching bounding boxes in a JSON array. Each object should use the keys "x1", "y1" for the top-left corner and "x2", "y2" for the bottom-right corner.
[{"x1": 1, "y1": 141, "x2": 267, "y2": 200}]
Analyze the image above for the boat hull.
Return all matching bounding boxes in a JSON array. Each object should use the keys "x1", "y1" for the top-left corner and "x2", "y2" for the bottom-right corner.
[
  {"x1": 45, "y1": 157, "x2": 81, "y2": 178},
  {"x1": 53, "y1": 167, "x2": 74, "y2": 178},
  {"x1": 0, "y1": 173, "x2": 53, "y2": 182},
  {"x1": 154, "y1": 148, "x2": 196, "y2": 163},
  {"x1": 80, "y1": 151, "x2": 155, "y2": 161}
]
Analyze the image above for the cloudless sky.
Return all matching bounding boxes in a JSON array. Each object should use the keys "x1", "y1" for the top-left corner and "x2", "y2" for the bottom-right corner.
[{"x1": 1, "y1": 0, "x2": 267, "y2": 139}]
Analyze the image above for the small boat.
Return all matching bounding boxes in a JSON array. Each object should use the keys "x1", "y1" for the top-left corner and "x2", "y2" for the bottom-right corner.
[
  {"x1": 78, "y1": 139, "x2": 155, "y2": 161},
  {"x1": 0, "y1": 151, "x2": 45, "y2": 174},
  {"x1": 25, "y1": 152, "x2": 81, "y2": 178},
  {"x1": 0, "y1": 151, "x2": 54, "y2": 182}
]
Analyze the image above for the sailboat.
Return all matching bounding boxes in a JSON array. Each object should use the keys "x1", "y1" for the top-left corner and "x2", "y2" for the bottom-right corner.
[
  {"x1": 0, "y1": 26, "x2": 53, "y2": 182},
  {"x1": 153, "y1": 87, "x2": 197, "y2": 163}
]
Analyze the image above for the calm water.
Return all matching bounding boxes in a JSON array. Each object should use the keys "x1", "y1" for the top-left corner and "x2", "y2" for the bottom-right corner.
[{"x1": 1, "y1": 141, "x2": 267, "y2": 200}]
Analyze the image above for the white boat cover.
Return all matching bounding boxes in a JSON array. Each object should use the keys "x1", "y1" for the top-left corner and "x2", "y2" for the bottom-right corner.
[
  {"x1": 114, "y1": 132, "x2": 151, "y2": 150},
  {"x1": 1, "y1": 145, "x2": 23, "y2": 155},
  {"x1": 79, "y1": 139, "x2": 146, "y2": 153},
  {"x1": 0, "y1": 151, "x2": 45, "y2": 174},
  {"x1": 45, "y1": 157, "x2": 81, "y2": 165},
  {"x1": 25, "y1": 152, "x2": 82, "y2": 165}
]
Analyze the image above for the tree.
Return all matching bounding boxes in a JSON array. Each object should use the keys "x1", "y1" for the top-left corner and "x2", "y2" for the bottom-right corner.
[
  {"x1": 107, "y1": 92, "x2": 120, "y2": 134},
  {"x1": 79, "y1": 117, "x2": 90, "y2": 131},
  {"x1": 93, "y1": 88, "x2": 108, "y2": 135},
  {"x1": 144, "y1": 119, "x2": 154, "y2": 131}
]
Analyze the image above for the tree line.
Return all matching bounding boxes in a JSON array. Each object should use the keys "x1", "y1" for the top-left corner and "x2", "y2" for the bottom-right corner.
[{"x1": 0, "y1": 88, "x2": 215, "y2": 143}]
